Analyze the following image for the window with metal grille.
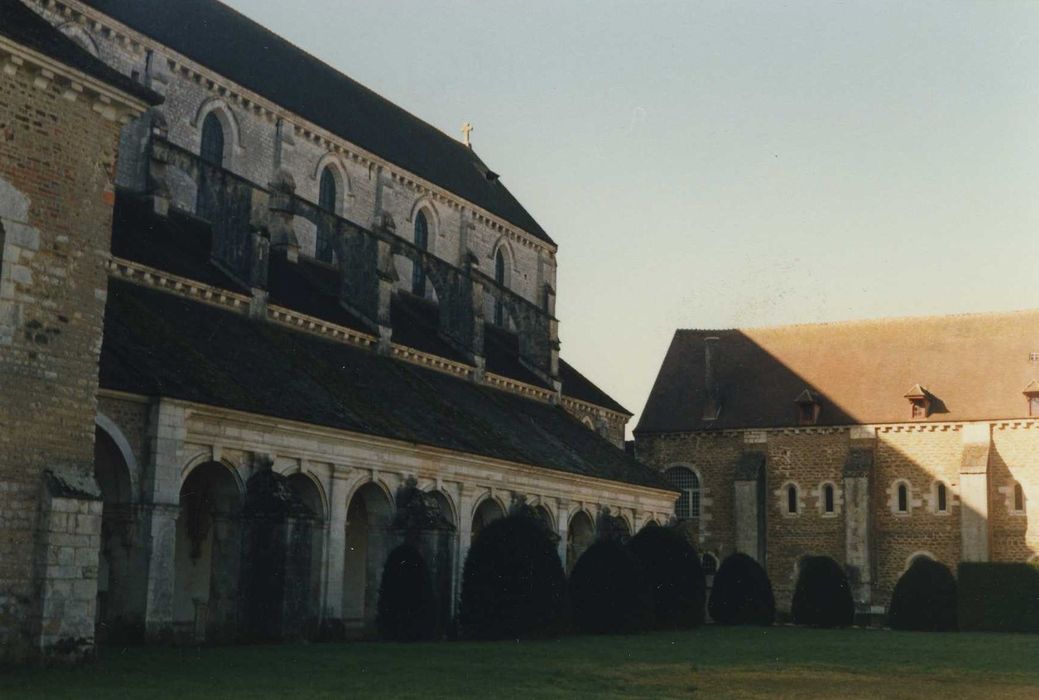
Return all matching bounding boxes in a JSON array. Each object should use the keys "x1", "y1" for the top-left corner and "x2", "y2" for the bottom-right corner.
[
  {"x1": 665, "y1": 467, "x2": 700, "y2": 520},
  {"x1": 412, "y1": 211, "x2": 429, "y2": 295}
]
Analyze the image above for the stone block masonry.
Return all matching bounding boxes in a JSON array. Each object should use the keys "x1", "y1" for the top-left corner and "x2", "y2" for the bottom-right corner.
[{"x1": 0, "y1": 35, "x2": 148, "y2": 660}]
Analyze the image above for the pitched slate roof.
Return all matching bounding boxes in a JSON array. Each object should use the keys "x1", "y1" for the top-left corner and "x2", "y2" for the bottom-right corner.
[
  {"x1": 101, "y1": 279, "x2": 669, "y2": 490},
  {"x1": 636, "y1": 312, "x2": 1039, "y2": 434},
  {"x1": 559, "y1": 360, "x2": 630, "y2": 415},
  {"x1": 78, "y1": 0, "x2": 553, "y2": 245},
  {"x1": 1, "y1": 0, "x2": 159, "y2": 103}
]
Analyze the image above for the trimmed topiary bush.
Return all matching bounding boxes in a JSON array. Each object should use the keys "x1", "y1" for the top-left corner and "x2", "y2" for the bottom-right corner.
[
  {"x1": 791, "y1": 555, "x2": 855, "y2": 628},
  {"x1": 888, "y1": 557, "x2": 957, "y2": 631},
  {"x1": 708, "y1": 552, "x2": 775, "y2": 626},
  {"x1": 376, "y1": 544, "x2": 436, "y2": 641},
  {"x1": 459, "y1": 513, "x2": 566, "y2": 640},
  {"x1": 569, "y1": 539, "x2": 652, "y2": 634},
  {"x1": 627, "y1": 526, "x2": 706, "y2": 629}
]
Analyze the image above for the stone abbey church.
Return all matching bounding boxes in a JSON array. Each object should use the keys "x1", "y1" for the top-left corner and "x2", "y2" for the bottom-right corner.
[
  {"x1": 0, "y1": 0, "x2": 677, "y2": 660},
  {"x1": 2, "y1": 0, "x2": 1038, "y2": 664}
]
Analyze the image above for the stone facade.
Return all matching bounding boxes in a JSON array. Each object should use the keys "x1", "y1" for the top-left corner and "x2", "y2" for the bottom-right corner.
[
  {"x1": 0, "y1": 21, "x2": 151, "y2": 659},
  {"x1": 638, "y1": 420, "x2": 1039, "y2": 614}
]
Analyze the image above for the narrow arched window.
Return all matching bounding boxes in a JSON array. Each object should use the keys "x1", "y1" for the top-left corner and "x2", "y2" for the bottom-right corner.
[
  {"x1": 936, "y1": 482, "x2": 948, "y2": 513},
  {"x1": 200, "y1": 112, "x2": 225, "y2": 167},
  {"x1": 494, "y1": 249, "x2": 506, "y2": 326},
  {"x1": 1014, "y1": 483, "x2": 1025, "y2": 512},
  {"x1": 786, "y1": 484, "x2": 798, "y2": 515},
  {"x1": 897, "y1": 483, "x2": 909, "y2": 513},
  {"x1": 823, "y1": 484, "x2": 835, "y2": 514},
  {"x1": 319, "y1": 167, "x2": 337, "y2": 213},
  {"x1": 412, "y1": 211, "x2": 429, "y2": 295},
  {"x1": 665, "y1": 467, "x2": 700, "y2": 521}
]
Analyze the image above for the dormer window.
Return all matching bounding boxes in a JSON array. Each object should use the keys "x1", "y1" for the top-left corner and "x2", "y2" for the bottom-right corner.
[
  {"x1": 904, "y1": 384, "x2": 931, "y2": 421},
  {"x1": 794, "y1": 389, "x2": 821, "y2": 426},
  {"x1": 1024, "y1": 381, "x2": 1039, "y2": 417}
]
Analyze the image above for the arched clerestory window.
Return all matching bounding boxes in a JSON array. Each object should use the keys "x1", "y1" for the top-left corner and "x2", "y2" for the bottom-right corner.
[
  {"x1": 319, "y1": 167, "x2": 337, "y2": 213},
  {"x1": 412, "y1": 211, "x2": 429, "y2": 296},
  {"x1": 665, "y1": 466, "x2": 700, "y2": 521},
  {"x1": 786, "y1": 484, "x2": 799, "y2": 515},
  {"x1": 200, "y1": 112, "x2": 225, "y2": 168},
  {"x1": 494, "y1": 248, "x2": 506, "y2": 326}
]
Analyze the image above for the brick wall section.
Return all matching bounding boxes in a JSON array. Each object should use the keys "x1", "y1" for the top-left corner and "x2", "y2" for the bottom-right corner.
[
  {"x1": 764, "y1": 431, "x2": 848, "y2": 608},
  {"x1": 872, "y1": 427, "x2": 963, "y2": 602},
  {"x1": 97, "y1": 394, "x2": 151, "y2": 470},
  {"x1": 990, "y1": 424, "x2": 1039, "y2": 563},
  {"x1": 0, "y1": 62, "x2": 123, "y2": 659}
]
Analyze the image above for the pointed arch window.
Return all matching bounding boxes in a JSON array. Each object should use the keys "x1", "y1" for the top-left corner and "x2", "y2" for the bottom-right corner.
[
  {"x1": 412, "y1": 211, "x2": 429, "y2": 295},
  {"x1": 319, "y1": 167, "x2": 337, "y2": 213},
  {"x1": 494, "y1": 248, "x2": 506, "y2": 326},
  {"x1": 665, "y1": 467, "x2": 700, "y2": 521},
  {"x1": 200, "y1": 113, "x2": 225, "y2": 167}
]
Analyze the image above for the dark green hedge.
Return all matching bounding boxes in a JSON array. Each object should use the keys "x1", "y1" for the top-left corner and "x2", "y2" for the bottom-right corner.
[
  {"x1": 628, "y1": 526, "x2": 706, "y2": 629},
  {"x1": 791, "y1": 555, "x2": 854, "y2": 628},
  {"x1": 958, "y1": 562, "x2": 1039, "y2": 633},
  {"x1": 888, "y1": 558, "x2": 957, "y2": 632},
  {"x1": 376, "y1": 544, "x2": 436, "y2": 642},
  {"x1": 459, "y1": 514, "x2": 566, "y2": 640},
  {"x1": 569, "y1": 539, "x2": 652, "y2": 634},
  {"x1": 708, "y1": 553, "x2": 775, "y2": 626}
]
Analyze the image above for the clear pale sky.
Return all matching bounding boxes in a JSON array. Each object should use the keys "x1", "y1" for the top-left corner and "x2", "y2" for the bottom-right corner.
[{"x1": 223, "y1": 0, "x2": 1039, "y2": 434}]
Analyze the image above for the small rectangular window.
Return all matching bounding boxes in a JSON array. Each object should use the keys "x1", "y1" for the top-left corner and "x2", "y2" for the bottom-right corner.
[
  {"x1": 824, "y1": 485, "x2": 835, "y2": 513},
  {"x1": 898, "y1": 484, "x2": 909, "y2": 512}
]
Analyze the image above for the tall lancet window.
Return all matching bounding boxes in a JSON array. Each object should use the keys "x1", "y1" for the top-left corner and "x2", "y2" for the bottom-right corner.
[
  {"x1": 319, "y1": 167, "x2": 337, "y2": 212},
  {"x1": 494, "y1": 249, "x2": 506, "y2": 326},
  {"x1": 316, "y1": 167, "x2": 338, "y2": 262},
  {"x1": 412, "y1": 211, "x2": 429, "y2": 295},
  {"x1": 200, "y1": 113, "x2": 225, "y2": 167}
]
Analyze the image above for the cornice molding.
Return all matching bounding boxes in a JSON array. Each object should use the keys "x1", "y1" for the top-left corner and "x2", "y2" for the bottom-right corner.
[{"x1": 0, "y1": 34, "x2": 151, "y2": 121}]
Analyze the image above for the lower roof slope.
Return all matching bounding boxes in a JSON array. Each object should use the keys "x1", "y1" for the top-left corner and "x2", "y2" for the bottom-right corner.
[
  {"x1": 637, "y1": 312, "x2": 1039, "y2": 434},
  {"x1": 102, "y1": 279, "x2": 669, "y2": 490}
]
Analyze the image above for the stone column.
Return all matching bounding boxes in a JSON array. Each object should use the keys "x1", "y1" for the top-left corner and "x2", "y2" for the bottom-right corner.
[
  {"x1": 733, "y1": 452, "x2": 766, "y2": 563},
  {"x1": 844, "y1": 427, "x2": 876, "y2": 608},
  {"x1": 322, "y1": 472, "x2": 349, "y2": 624},
  {"x1": 959, "y1": 423, "x2": 992, "y2": 562},
  {"x1": 141, "y1": 399, "x2": 186, "y2": 640},
  {"x1": 456, "y1": 485, "x2": 477, "y2": 595}
]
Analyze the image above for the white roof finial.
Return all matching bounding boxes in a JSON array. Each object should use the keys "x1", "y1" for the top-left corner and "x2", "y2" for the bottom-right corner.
[{"x1": 461, "y1": 121, "x2": 473, "y2": 147}]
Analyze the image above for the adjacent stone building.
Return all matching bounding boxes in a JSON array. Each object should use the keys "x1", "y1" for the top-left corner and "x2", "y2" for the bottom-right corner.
[
  {"x1": 1, "y1": 0, "x2": 675, "y2": 660},
  {"x1": 636, "y1": 313, "x2": 1039, "y2": 615}
]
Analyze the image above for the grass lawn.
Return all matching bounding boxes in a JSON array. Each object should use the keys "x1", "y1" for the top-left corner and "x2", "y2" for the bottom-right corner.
[{"x1": 4, "y1": 626, "x2": 1039, "y2": 699}]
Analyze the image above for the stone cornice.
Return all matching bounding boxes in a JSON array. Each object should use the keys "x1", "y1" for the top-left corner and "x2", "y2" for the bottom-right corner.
[
  {"x1": 40, "y1": 0, "x2": 557, "y2": 256},
  {"x1": 0, "y1": 34, "x2": 151, "y2": 121},
  {"x1": 561, "y1": 396, "x2": 631, "y2": 425},
  {"x1": 641, "y1": 417, "x2": 1039, "y2": 440},
  {"x1": 175, "y1": 396, "x2": 678, "y2": 501}
]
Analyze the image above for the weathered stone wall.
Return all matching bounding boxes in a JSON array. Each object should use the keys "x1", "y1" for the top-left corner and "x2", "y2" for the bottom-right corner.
[
  {"x1": 0, "y1": 56, "x2": 125, "y2": 659},
  {"x1": 990, "y1": 424, "x2": 1039, "y2": 563}
]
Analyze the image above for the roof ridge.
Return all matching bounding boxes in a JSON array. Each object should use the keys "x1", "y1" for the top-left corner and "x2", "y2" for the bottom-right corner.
[{"x1": 676, "y1": 306, "x2": 1039, "y2": 335}]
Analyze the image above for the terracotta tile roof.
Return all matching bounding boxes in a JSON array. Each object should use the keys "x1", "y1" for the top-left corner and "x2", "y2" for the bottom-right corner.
[{"x1": 636, "y1": 310, "x2": 1039, "y2": 434}]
